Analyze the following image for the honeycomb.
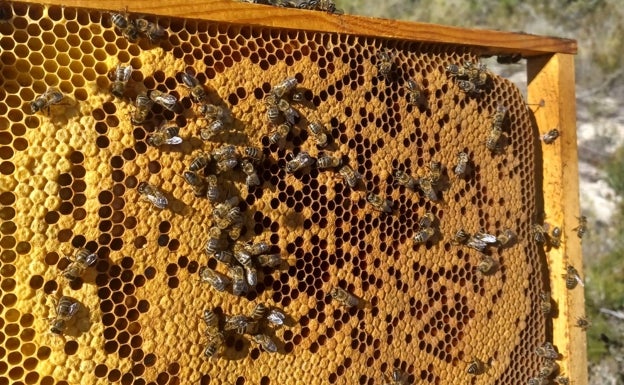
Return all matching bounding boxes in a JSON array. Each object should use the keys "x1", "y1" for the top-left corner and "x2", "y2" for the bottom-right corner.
[{"x1": 0, "y1": 1, "x2": 559, "y2": 385}]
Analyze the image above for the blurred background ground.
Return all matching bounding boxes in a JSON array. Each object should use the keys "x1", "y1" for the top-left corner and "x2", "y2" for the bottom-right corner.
[{"x1": 332, "y1": 0, "x2": 624, "y2": 383}]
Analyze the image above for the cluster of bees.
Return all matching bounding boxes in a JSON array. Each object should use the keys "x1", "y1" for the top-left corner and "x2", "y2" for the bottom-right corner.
[
  {"x1": 48, "y1": 248, "x2": 97, "y2": 335},
  {"x1": 24, "y1": 4, "x2": 588, "y2": 382},
  {"x1": 527, "y1": 216, "x2": 589, "y2": 385},
  {"x1": 202, "y1": 303, "x2": 286, "y2": 357},
  {"x1": 237, "y1": 0, "x2": 343, "y2": 14}
]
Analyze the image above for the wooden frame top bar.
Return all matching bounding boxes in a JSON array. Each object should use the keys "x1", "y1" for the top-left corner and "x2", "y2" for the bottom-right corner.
[{"x1": 19, "y1": 0, "x2": 577, "y2": 56}]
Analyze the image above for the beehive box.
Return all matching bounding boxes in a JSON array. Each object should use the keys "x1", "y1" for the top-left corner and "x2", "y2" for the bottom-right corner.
[{"x1": 0, "y1": 1, "x2": 584, "y2": 385}]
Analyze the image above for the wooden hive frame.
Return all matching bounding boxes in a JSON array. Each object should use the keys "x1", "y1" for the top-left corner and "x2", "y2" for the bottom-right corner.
[{"x1": 2, "y1": 0, "x2": 583, "y2": 384}]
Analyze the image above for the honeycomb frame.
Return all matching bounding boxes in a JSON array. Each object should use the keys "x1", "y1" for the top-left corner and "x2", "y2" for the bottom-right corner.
[{"x1": 0, "y1": 1, "x2": 583, "y2": 385}]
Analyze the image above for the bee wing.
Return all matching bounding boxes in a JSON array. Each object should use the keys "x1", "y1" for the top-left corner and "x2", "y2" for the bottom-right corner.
[
  {"x1": 474, "y1": 232, "x2": 498, "y2": 244},
  {"x1": 165, "y1": 136, "x2": 183, "y2": 145},
  {"x1": 267, "y1": 309, "x2": 286, "y2": 325},
  {"x1": 162, "y1": 94, "x2": 178, "y2": 104},
  {"x1": 66, "y1": 302, "x2": 80, "y2": 317},
  {"x1": 84, "y1": 253, "x2": 98, "y2": 267},
  {"x1": 574, "y1": 274, "x2": 585, "y2": 287},
  {"x1": 121, "y1": 65, "x2": 133, "y2": 81},
  {"x1": 145, "y1": 193, "x2": 168, "y2": 209}
]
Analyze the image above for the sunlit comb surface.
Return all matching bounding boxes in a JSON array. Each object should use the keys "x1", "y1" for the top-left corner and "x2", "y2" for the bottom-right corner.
[{"x1": 0, "y1": 2, "x2": 549, "y2": 385}]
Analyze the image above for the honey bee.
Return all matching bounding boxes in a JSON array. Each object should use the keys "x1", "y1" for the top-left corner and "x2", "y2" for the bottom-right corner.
[
  {"x1": 486, "y1": 127, "x2": 502, "y2": 152},
  {"x1": 457, "y1": 79, "x2": 482, "y2": 96},
  {"x1": 199, "y1": 266, "x2": 230, "y2": 292},
  {"x1": 406, "y1": 78, "x2": 426, "y2": 107},
  {"x1": 224, "y1": 314, "x2": 254, "y2": 334},
  {"x1": 200, "y1": 103, "x2": 232, "y2": 124},
  {"x1": 476, "y1": 254, "x2": 496, "y2": 275},
  {"x1": 212, "y1": 145, "x2": 239, "y2": 173},
  {"x1": 49, "y1": 296, "x2": 80, "y2": 335},
  {"x1": 134, "y1": 18, "x2": 166, "y2": 43},
  {"x1": 428, "y1": 161, "x2": 442, "y2": 184},
  {"x1": 189, "y1": 151, "x2": 212, "y2": 172},
  {"x1": 242, "y1": 146, "x2": 263, "y2": 163},
  {"x1": 252, "y1": 333, "x2": 278, "y2": 352},
  {"x1": 575, "y1": 316, "x2": 591, "y2": 331},
  {"x1": 257, "y1": 254, "x2": 282, "y2": 268},
  {"x1": 382, "y1": 368, "x2": 406, "y2": 385},
  {"x1": 230, "y1": 265, "x2": 248, "y2": 296},
  {"x1": 250, "y1": 303, "x2": 268, "y2": 321},
  {"x1": 267, "y1": 309, "x2": 286, "y2": 326},
  {"x1": 445, "y1": 63, "x2": 469, "y2": 78},
  {"x1": 62, "y1": 248, "x2": 97, "y2": 282},
  {"x1": 297, "y1": 0, "x2": 343, "y2": 14},
  {"x1": 496, "y1": 54, "x2": 522, "y2": 64},
  {"x1": 417, "y1": 177, "x2": 438, "y2": 201},
  {"x1": 149, "y1": 90, "x2": 178, "y2": 111},
  {"x1": 130, "y1": 92, "x2": 154, "y2": 125},
  {"x1": 180, "y1": 71, "x2": 206, "y2": 103},
  {"x1": 413, "y1": 227, "x2": 435, "y2": 244},
  {"x1": 466, "y1": 357, "x2": 485, "y2": 375},
  {"x1": 535, "y1": 342, "x2": 559, "y2": 360},
  {"x1": 243, "y1": 241, "x2": 270, "y2": 256},
  {"x1": 554, "y1": 375, "x2": 570, "y2": 385},
  {"x1": 572, "y1": 215, "x2": 587, "y2": 239},
  {"x1": 214, "y1": 250, "x2": 235, "y2": 265},
  {"x1": 270, "y1": 76, "x2": 298, "y2": 99},
  {"x1": 541, "y1": 128, "x2": 560, "y2": 144},
  {"x1": 108, "y1": 64, "x2": 133, "y2": 98},
  {"x1": 203, "y1": 308, "x2": 219, "y2": 329},
  {"x1": 474, "y1": 230, "x2": 498, "y2": 245},
  {"x1": 110, "y1": 12, "x2": 138, "y2": 42},
  {"x1": 528, "y1": 377, "x2": 549, "y2": 385},
  {"x1": 278, "y1": 99, "x2": 299, "y2": 125},
  {"x1": 418, "y1": 212, "x2": 435, "y2": 228},
  {"x1": 531, "y1": 224, "x2": 547, "y2": 244},
  {"x1": 451, "y1": 228, "x2": 470, "y2": 245},
  {"x1": 550, "y1": 226, "x2": 562, "y2": 248},
  {"x1": 329, "y1": 286, "x2": 359, "y2": 308},
  {"x1": 286, "y1": 151, "x2": 315, "y2": 173},
  {"x1": 538, "y1": 359, "x2": 559, "y2": 378},
  {"x1": 205, "y1": 174, "x2": 221, "y2": 203},
  {"x1": 213, "y1": 198, "x2": 242, "y2": 229},
  {"x1": 339, "y1": 165, "x2": 362, "y2": 188},
  {"x1": 266, "y1": 104, "x2": 282, "y2": 125},
  {"x1": 245, "y1": 266, "x2": 258, "y2": 287},
  {"x1": 30, "y1": 86, "x2": 64, "y2": 114},
  {"x1": 367, "y1": 193, "x2": 392, "y2": 214},
  {"x1": 563, "y1": 264, "x2": 584, "y2": 289},
  {"x1": 376, "y1": 48, "x2": 395, "y2": 79},
  {"x1": 466, "y1": 62, "x2": 488, "y2": 86},
  {"x1": 137, "y1": 182, "x2": 168, "y2": 209},
  {"x1": 204, "y1": 227, "x2": 228, "y2": 256},
  {"x1": 317, "y1": 153, "x2": 342, "y2": 169},
  {"x1": 307, "y1": 121, "x2": 329, "y2": 148},
  {"x1": 393, "y1": 169, "x2": 416, "y2": 190},
  {"x1": 242, "y1": 160, "x2": 261, "y2": 188},
  {"x1": 454, "y1": 151, "x2": 469, "y2": 176},
  {"x1": 183, "y1": 170, "x2": 207, "y2": 196},
  {"x1": 233, "y1": 247, "x2": 253, "y2": 268},
  {"x1": 539, "y1": 291, "x2": 552, "y2": 315},
  {"x1": 146, "y1": 121, "x2": 183, "y2": 147},
  {"x1": 269, "y1": 122, "x2": 292, "y2": 145},
  {"x1": 203, "y1": 331, "x2": 224, "y2": 358},
  {"x1": 496, "y1": 228, "x2": 516, "y2": 247}
]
